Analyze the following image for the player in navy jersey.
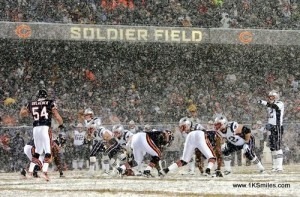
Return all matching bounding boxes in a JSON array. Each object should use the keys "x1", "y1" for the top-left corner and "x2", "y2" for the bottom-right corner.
[
  {"x1": 20, "y1": 89, "x2": 64, "y2": 181},
  {"x1": 195, "y1": 127, "x2": 223, "y2": 177},
  {"x1": 22, "y1": 136, "x2": 64, "y2": 178}
]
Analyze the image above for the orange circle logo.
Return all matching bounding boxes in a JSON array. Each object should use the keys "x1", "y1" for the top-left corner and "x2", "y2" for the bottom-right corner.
[
  {"x1": 15, "y1": 24, "x2": 32, "y2": 39},
  {"x1": 239, "y1": 31, "x2": 253, "y2": 44}
]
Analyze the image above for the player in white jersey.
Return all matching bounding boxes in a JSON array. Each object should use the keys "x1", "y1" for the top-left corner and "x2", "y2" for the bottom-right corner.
[
  {"x1": 258, "y1": 90, "x2": 285, "y2": 172},
  {"x1": 71, "y1": 123, "x2": 86, "y2": 170},
  {"x1": 83, "y1": 108, "x2": 105, "y2": 173},
  {"x1": 111, "y1": 124, "x2": 134, "y2": 172},
  {"x1": 112, "y1": 124, "x2": 133, "y2": 152},
  {"x1": 214, "y1": 115, "x2": 265, "y2": 174},
  {"x1": 162, "y1": 117, "x2": 216, "y2": 176}
]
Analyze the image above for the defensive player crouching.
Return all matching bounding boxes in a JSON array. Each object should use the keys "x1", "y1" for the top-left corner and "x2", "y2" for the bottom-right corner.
[
  {"x1": 22, "y1": 138, "x2": 65, "y2": 178},
  {"x1": 195, "y1": 129, "x2": 223, "y2": 177},
  {"x1": 117, "y1": 129, "x2": 174, "y2": 177}
]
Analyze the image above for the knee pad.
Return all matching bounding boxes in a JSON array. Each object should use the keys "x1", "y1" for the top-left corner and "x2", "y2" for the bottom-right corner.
[{"x1": 90, "y1": 156, "x2": 96, "y2": 163}]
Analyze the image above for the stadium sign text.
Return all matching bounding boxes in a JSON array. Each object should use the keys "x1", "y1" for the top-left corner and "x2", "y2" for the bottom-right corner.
[
  {"x1": 70, "y1": 26, "x2": 203, "y2": 43},
  {"x1": 3, "y1": 22, "x2": 300, "y2": 45}
]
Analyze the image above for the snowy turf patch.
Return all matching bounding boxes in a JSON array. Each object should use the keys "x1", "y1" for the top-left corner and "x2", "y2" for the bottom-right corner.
[{"x1": 0, "y1": 164, "x2": 299, "y2": 197}]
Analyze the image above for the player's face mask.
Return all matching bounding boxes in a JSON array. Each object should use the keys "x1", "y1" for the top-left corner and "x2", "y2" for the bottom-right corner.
[
  {"x1": 214, "y1": 122, "x2": 226, "y2": 132},
  {"x1": 84, "y1": 114, "x2": 92, "y2": 121},
  {"x1": 268, "y1": 96, "x2": 275, "y2": 103}
]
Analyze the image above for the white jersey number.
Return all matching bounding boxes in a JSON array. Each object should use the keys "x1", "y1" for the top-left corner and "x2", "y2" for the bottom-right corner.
[{"x1": 32, "y1": 106, "x2": 49, "y2": 121}]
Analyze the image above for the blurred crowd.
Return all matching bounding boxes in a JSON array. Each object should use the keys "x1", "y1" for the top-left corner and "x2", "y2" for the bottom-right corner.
[
  {"x1": 0, "y1": 41, "x2": 299, "y2": 126},
  {"x1": 0, "y1": 0, "x2": 300, "y2": 29}
]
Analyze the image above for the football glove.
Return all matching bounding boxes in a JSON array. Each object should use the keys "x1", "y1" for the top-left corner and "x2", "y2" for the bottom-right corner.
[
  {"x1": 243, "y1": 143, "x2": 250, "y2": 153},
  {"x1": 258, "y1": 100, "x2": 267, "y2": 105}
]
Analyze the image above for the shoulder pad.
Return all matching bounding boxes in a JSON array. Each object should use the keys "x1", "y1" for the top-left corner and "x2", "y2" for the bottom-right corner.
[{"x1": 229, "y1": 121, "x2": 239, "y2": 132}]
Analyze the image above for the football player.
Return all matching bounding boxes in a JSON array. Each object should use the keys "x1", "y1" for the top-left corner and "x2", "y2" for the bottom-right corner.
[
  {"x1": 194, "y1": 121, "x2": 223, "y2": 177},
  {"x1": 214, "y1": 115, "x2": 265, "y2": 174},
  {"x1": 71, "y1": 123, "x2": 87, "y2": 170},
  {"x1": 19, "y1": 89, "x2": 64, "y2": 181},
  {"x1": 22, "y1": 136, "x2": 65, "y2": 178},
  {"x1": 117, "y1": 129, "x2": 174, "y2": 177},
  {"x1": 162, "y1": 117, "x2": 216, "y2": 176},
  {"x1": 83, "y1": 108, "x2": 105, "y2": 173},
  {"x1": 88, "y1": 125, "x2": 122, "y2": 175},
  {"x1": 112, "y1": 124, "x2": 133, "y2": 157},
  {"x1": 258, "y1": 90, "x2": 284, "y2": 172}
]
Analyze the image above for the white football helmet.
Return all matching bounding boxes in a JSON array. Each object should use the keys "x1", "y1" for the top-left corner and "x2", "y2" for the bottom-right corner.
[
  {"x1": 84, "y1": 108, "x2": 94, "y2": 121},
  {"x1": 179, "y1": 117, "x2": 192, "y2": 133},
  {"x1": 214, "y1": 115, "x2": 228, "y2": 131},
  {"x1": 268, "y1": 90, "x2": 279, "y2": 102},
  {"x1": 112, "y1": 124, "x2": 124, "y2": 138},
  {"x1": 84, "y1": 108, "x2": 94, "y2": 116}
]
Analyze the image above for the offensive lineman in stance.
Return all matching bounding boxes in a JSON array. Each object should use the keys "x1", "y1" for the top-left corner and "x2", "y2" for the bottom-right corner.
[
  {"x1": 163, "y1": 117, "x2": 216, "y2": 176},
  {"x1": 214, "y1": 115, "x2": 265, "y2": 174},
  {"x1": 258, "y1": 90, "x2": 285, "y2": 172},
  {"x1": 20, "y1": 89, "x2": 64, "y2": 181}
]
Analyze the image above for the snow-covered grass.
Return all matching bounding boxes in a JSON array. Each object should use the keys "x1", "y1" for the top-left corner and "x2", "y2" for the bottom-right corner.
[{"x1": 0, "y1": 164, "x2": 299, "y2": 197}]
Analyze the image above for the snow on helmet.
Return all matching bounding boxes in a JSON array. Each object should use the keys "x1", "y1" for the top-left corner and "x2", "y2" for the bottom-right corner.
[
  {"x1": 112, "y1": 124, "x2": 124, "y2": 133},
  {"x1": 179, "y1": 117, "x2": 192, "y2": 132},
  {"x1": 268, "y1": 90, "x2": 279, "y2": 101},
  {"x1": 214, "y1": 115, "x2": 228, "y2": 131},
  {"x1": 84, "y1": 108, "x2": 94, "y2": 116}
]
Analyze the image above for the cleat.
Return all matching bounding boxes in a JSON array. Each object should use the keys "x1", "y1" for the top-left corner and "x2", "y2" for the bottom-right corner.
[
  {"x1": 42, "y1": 172, "x2": 50, "y2": 181},
  {"x1": 33, "y1": 171, "x2": 39, "y2": 178},
  {"x1": 116, "y1": 167, "x2": 124, "y2": 177},
  {"x1": 102, "y1": 171, "x2": 111, "y2": 176},
  {"x1": 215, "y1": 170, "x2": 223, "y2": 177},
  {"x1": 134, "y1": 171, "x2": 142, "y2": 176},
  {"x1": 20, "y1": 168, "x2": 26, "y2": 177},
  {"x1": 158, "y1": 170, "x2": 165, "y2": 177},
  {"x1": 204, "y1": 168, "x2": 210, "y2": 176},
  {"x1": 271, "y1": 168, "x2": 282, "y2": 173},
  {"x1": 33, "y1": 165, "x2": 40, "y2": 178},
  {"x1": 259, "y1": 170, "x2": 266, "y2": 174},
  {"x1": 224, "y1": 170, "x2": 231, "y2": 175},
  {"x1": 60, "y1": 172, "x2": 65, "y2": 178},
  {"x1": 143, "y1": 170, "x2": 154, "y2": 177}
]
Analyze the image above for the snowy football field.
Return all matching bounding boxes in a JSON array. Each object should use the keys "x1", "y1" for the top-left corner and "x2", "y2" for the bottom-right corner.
[{"x1": 0, "y1": 164, "x2": 299, "y2": 197}]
